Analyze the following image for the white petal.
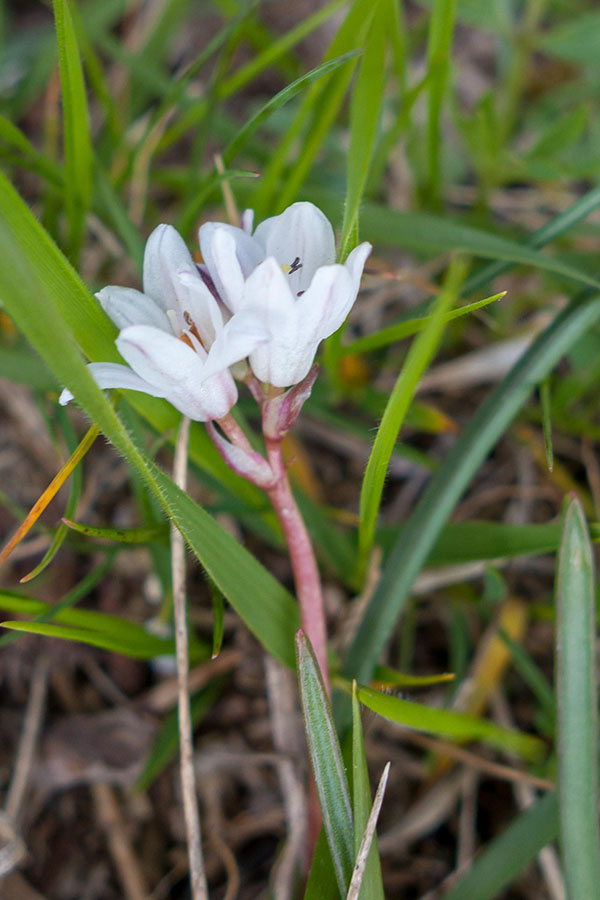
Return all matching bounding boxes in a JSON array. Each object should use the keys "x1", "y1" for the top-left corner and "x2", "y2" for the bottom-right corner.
[
  {"x1": 96, "y1": 287, "x2": 172, "y2": 332},
  {"x1": 116, "y1": 325, "x2": 237, "y2": 420},
  {"x1": 253, "y1": 202, "x2": 336, "y2": 295},
  {"x1": 199, "y1": 222, "x2": 264, "y2": 310},
  {"x1": 200, "y1": 307, "x2": 269, "y2": 381},
  {"x1": 178, "y1": 269, "x2": 224, "y2": 346},
  {"x1": 143, "y1": 224, "x2": 196, "y2": 311},
  {"x1": 297, "y1": 265, "x2": 354, "y2": 343},
  {"x1": 241, "y1": 208, "x2": 254, "y2": 234},
  {"x1": 344, "y1": 241, "x2": 372, "y2": 290},
  {"x1": 58, "y1": 362, "x2": 170, "y2": 406},
  {"x1": 297, "y1": 242, "x2": 371, "y2": 343},
  {"x1": 240, "y1": 258, "x2": 309, "y2": 387}
]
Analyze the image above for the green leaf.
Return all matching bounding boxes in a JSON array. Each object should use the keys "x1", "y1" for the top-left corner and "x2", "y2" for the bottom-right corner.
[
  {"x1": 254, "y1": 0, "x2": 375, "y2": 216},
  {"x1": 0, "y1": 179, "x2": 299, "y2": 670},
  {"x1": 53, "y1": 0, "x2": 93, "y2": 265},
  {"x1": 0, "y1": 588, "x2": 187, "y2": 659},
  {"x1": 223, "y1": 51, "x2": 361, "y2": 168},
  {"x1": 539, "y1": 11, "x2": 600, "y2": 66},
  {"x1": 462, "y1": 180, "x2": 600, "y2": 296},
  {"x1": 62, "y1": 518, "x2": 166, "y2": 544},
  {"x1": 342, "y1": 291, "x2": 600, "y2": 690},
  {"x1": 354, "y1": 683, "x2": 544, "y2": 761},
  {"x1": 338, "y1": 0, "x2": 386, "y2": 262},
  {"x1": 357, "y1": 257, "x2": 466, "y2": 577},
  {"x1": 351, "y1": 682, "x2": 385, "y2": 899},
  {"x1": 441, "y1": 792, "x2": 558, "y2": 900},
  {"x1": 556, "y1": 495, "x2": 600, "y2": 898},
  {"x1": 296, "y1": 631, "x2": 354, "y2": 896},
  {"x1": 341, "y1": 292, "x2": 504, "y2": 356},
  {"x1": 1, "y1": 619, "x2": 177, "y2": 660},
  {"x1": 303, "y1": 831, "x2": 340, "y2": 900},
  {"x1": 161, "y1": 0, "x2": 348, "y2": 151},
  {"x1": 425, "y1": 0, "x2": 457, "y2": 205},
  {"x1": 354, "y1": 203, "x2": 600, "y2": 288}
]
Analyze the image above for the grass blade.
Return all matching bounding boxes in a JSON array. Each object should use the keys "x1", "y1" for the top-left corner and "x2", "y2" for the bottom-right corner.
[
  {"x1": 296, "y1": 631, "x2": 354, "y2": 896},
  {"x1": 556, "y1": 494, "x2": 600, "y2": 897},
  {"x1": 442, "y1": 791, "x2": 558, "y2": 900},
  {"x1": 53, "y1": 0, "x2": 93, "y2": 265},
  {"x1": 0, "y1": 198, "x2": 299, "y2": 670},
  {"x1": 341, "y1": 291, "x2": 504, "y2": 356},
  {"x1": 342, "y1": 291, "x2": 600, "y2": 687},
  {"x1": 346, "y1": 762, "x2": 389, "y2": 900},
  {"x1": 338, "y1": 0, "x2": 386, "y2": 263},
  {"x1": 425, "y1": 0, "x2": 457, "y2": 206},
  {"x1": 351, "y1": 681, "x2": 385, "y2": 899},
  {"x1": 352, "y1": 683, "x2": 544, "y2": 761},
  {"x1": 357, "y1": 257, "x2": 466, "y2": 577}
]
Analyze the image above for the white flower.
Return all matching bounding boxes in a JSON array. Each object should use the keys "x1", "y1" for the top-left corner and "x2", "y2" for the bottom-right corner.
[
  {"x1": 199, "y1": 202, "x2": 372, "y2": 387},
  {"x1": 60, "y1": 225, "x2": 262, "y2": 421}
]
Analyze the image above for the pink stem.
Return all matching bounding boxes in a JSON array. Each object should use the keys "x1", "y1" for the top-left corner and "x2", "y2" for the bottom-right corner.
[{"x1": 265, "y1": 438, "x2": 330, "y2": 699}]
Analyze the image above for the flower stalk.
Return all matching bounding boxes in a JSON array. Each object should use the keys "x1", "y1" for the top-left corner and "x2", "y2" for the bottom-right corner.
[{"x1": 265, "y1": 437, "x2": 330, "y2": 698}]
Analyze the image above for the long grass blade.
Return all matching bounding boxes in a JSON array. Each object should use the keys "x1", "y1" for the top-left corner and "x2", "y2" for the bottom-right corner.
[
  {"x1": 53, "y1": 0, "x2": 93, "y2": 265},
  {"x1": 296, "y1": 631, "x2": 354, "y2": 896},
  {"x1": 342, "y1": 291, "x2": 600, "y2": 688},
  {"x1": 556, "y1": 494, "x2": 600, "y2": 897},
  {"x1": 357, "y1": 257, "x2": 466, "y2": 578}
]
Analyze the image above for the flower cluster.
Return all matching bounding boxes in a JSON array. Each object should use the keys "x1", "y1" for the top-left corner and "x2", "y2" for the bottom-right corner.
[{"x1": 60, "y1": 202, "x2": 371, "y2": 421}]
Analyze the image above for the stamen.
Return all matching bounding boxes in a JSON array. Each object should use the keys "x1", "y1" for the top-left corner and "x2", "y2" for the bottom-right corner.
[{"x1": 289, "y1": 256, "x2": 303, "y2": 274}]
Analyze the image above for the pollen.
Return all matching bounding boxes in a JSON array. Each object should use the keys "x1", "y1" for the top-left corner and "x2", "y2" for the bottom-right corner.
[{"x1": 281, "y1": 256, "x2": 303, "y2": 275}]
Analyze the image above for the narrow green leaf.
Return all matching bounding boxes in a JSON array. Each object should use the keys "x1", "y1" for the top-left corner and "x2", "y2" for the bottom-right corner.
[
  {"x1": 21, "y1": 408, "x2": 85, "y2": 582},
  {"x1": 223, "y1": 50, "x2": 360, "y2": 168},
  {"x1": 338, "y1": 1, "x2": 386, "y2": 262},
  {"x1": 540, "y1": 380, "x2": 554, "y2": 471},
  {"x1": 351, "y1": 682, "x2": 385, "y2": 899},
  {"x1": 53, "y1": 0, "x2": 93, "y2": 265},
  {"x1": 342, "y1": 292, "x2": 600, "y2": 690},
  {"x1": 0, "y1": 169, "x2": 263, "y2": 505},
  {"x1": 1, "y1": 619, "x2": 175, "y2": 660},
  {"x1": 354, "y1": 683, "x2": 544, "y2": 761},
  {"x1": 357, "y1": 257, "x2": 466, "y2": 576},
  {"x1": 423, "y1": 520, "x2": 600, "y2": 567},
  {"x1": 62, "y1": 518, "x2": 166, "y2": 544},
  {"x1": 160, "y1": 0, "x2": 347, "y2": 151},
  {"x1": 442, "y1": 792, "x2": 558, "y2": 900},
  {"x1": 353, "y1": 203, "x2": 600, "y2": 288},
  {"x1": 303, "y1": 831, "x2": 340, "y2": 900},
  {"x1": 372, "y1": 665, "x2": 454, "y2": 689},
  {"x1": 296, "y1": 631, "x2": 354, "y2": 896},
  {"x1": 210, "y1": 585, "x2": 225, "y2": 659},
  {"x1": 0, "y1": 587, "x2": 204, "y2": 660},
  {"x1": 0, "y1": 196, "x2": 299, "y2": 669},
  {"x1": 425, "y1": 0, "x2": 457, "y2": 205},
  {"x1": 556, "y1": 495, "x2": 600, "y2": 898},
  {"x1": 462, "y1": 180, "x2": 600, "y2": 295},
  {"x1": 341, "y1": 292, "x2": 504, "y2": 356},
  {"x1": 255, "y1": 0, "x2": 375, "y2": 216}
]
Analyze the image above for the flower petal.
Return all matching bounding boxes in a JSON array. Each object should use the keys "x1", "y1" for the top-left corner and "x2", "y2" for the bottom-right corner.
[
  {"x1": 96, "y1": 287, "x2": 172, "y2": 332},
  {"x1": 142, "y1": 224, "x2": 196, "y2": 311},
  {"x1": 297, "y1": 242, "x2": 372, "y2": 343},
  {"x1": 199, "y1": 222, "x2": 264, "y2": 311},
  {"x1": 177, "y1": 269, "x2": 224, "y2": 346},
  {"x1": 200, "y1": 306, "x2": 269, "y2": 381},
  {"x1": 240, "y1": 258, "x2": 314, "y2": 387},
  {"x1": 253, "y1": 202, "x2": 336, "y2": 295},
  {"x1": 58, "y1": 362, "x2": 170, "y2": 406},
  {"x1": 117, "y1": 325, "x2": 237, "y2": 420}
]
